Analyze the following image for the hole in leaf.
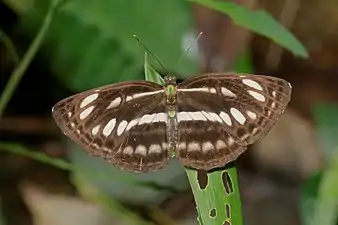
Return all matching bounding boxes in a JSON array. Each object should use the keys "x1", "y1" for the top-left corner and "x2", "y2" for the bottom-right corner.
[
  {"x1": 225, "y1": 204, "x2": 231, "y2": 218},
  {"x1": 197, "y1": 170, "x2": 208, "y2": 189},
  {"x1": 209, "y1": 208, "x2": 216, "y2": 218},
  {"x1": 223, "y1": 221, "x2": 231, "y2": 225},
  {"x1": 222, "y1": 171, "x2": 234, "y2": 194}
]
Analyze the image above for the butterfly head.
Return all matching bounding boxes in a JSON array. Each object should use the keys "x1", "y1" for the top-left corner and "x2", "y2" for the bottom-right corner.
[{"x1": 164, "y1": 75, "x2": 177, "y2": 85}]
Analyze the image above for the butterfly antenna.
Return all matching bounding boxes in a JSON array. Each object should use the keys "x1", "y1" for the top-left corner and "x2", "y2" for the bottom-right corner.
[
  {"x1": 133, "y1": 35, "x2": 167, "y2": 74},
  {"x1": 177, "y1": 31, "x2": 203, "y2": 67}
]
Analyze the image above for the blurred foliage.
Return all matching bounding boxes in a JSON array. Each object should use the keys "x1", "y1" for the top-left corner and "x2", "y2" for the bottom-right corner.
[
  {"x1": 301, "y1": 105, "x2": 338, "y2": 225},
  {"x1": 190, "y1": 0, "x2": 308, "y2": 58},
  {"x1": 17, "y1": 0, "x2": 197, "y2": 91},
  {"x1": 0, "y1": 200, "x2": 7, "y2": 225},
  {"x1": 314, "y1": 105, "x2": 338, "y2": 158}
]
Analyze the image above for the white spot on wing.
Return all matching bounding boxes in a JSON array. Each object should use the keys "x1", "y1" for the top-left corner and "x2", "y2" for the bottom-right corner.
[
  {"x1": 189, "y1": 111, "x2": 207, "y2": 121},
  {"x1": 138, "y1": 114, "x2": 156, "y2": 125},
  {"x1": 149, "y1": 144, "x2": 162, "y2": 154},
  {"x1": 230, "y1": 108, "x2": 246, "y2": 124},
  {"x1": 219, "y1": 111, "x2": 232, "y2": 126},
  {"x1": 67, "y1": 112, "x2": 72, "y2": 117},
  {"x1": 123, "y1": 146, "x2": 133, "y2": 155},
  {"x1": 91, "y1": 125, "x2": 100, "y2": 135},
  {"x1": 248, "y1": 90, "x2": 266, "y2": 102},
  {"x1": 135, "y1": 145, "x2": 147, "y2": 156},
  {"x1": 176, "y1": 111, "x2": 233, "y2": 124},
  {"x1": 227, "y1": 137, "x2": 234, "y2": 146},
  {"x1": 178, "y1": 142, "x2": 186, "y2": 150},
  {"x1": 209, "y1": 88, "x2": 217, "y2": 94},
  {"x1": 92, "y1": 143, "x2": 99, "y2": 149},
  {"x1": 177, "y1": 112, "x2": 193, "y2": 122},
  {"x1": 215, "y1": 140, "x2": 226, "y2": 150},
  {"x1": 252, "y1": 127, "x2": 259, "y2": 134},
  {"x1": 153, "y1": 113, "x2": 167, "y2": 123},
  {"x1": 117, "y1": 120, "x2": 128, "y2": 136},
  {"x1": 162, "y1": 142, "x2": 168, "y2": 150},
  {"x1": 221, "y1": 87, "x2": 236, "y2": 97},
  {"x1": 202, "y1": 142, "x2": 214, "y2": 152},
  {"x1": 107, "y1": 97, "x2": 121, "y2": 109},
  {"x1": 103, "y1": 147, "x2": 111, "y2": 153},
  {"x1": 242, "y1": 79, "x2": 263, "y2": 91},
  {"x1": 126, "y1": 90, "x2": 163, "y2": 102},
  {"x1": 272, "y1": 91, "x2": 277, "y2": 97},
  {"x1": 208, "y1": 112, "x2": 223, "y2": 123},
  {"x1": 126, "y1": 118, "x2": 140, "y2": 131},
  {"x1": 80, "y1": 93, "x2": 99, "y2": 108},
  {"x1": 201, "y1": 111, "x2": 216, "y2": 122},
  {"x1": 79, "y1": 106, "x2": 95, "y2": 119},
  {"x1": 179, "y1": 88, "x2": 216, "y2": 94},
  {"x1": 187, "y1": 142, "x2": 201, "y2": 152},
  {"x1": 246, "y1": 111, "x2": 257, "y2": 120},
  {"x1": 102, "y1": 118, "x2": 116, "y2": 137}
]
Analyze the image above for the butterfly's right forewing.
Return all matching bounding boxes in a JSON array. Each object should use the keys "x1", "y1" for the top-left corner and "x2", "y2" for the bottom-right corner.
[{"x1": 52, "y1": 81, "x2": 170, "y2": 172}]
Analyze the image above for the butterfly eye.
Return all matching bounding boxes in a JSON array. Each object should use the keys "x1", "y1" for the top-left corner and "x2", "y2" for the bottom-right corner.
[
  {"x1": 164, "y1": 75, "x2": 177, "y2": 84},
  {"x1": 52, "y1": 73, "x2": 291, "y2": 172}
]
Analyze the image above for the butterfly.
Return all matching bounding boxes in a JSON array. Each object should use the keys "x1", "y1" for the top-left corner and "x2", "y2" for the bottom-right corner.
[{"x1": 52, "y1": 73, "x2": 291, "y2": 172}]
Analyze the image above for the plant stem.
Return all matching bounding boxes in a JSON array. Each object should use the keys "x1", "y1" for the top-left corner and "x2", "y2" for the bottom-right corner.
[
  {"x1": 0, "y1": 2, "x2": 58, "y2": 118},
  {"x1": 0, "y1": 30, "x2": 20, "y2": 65}
]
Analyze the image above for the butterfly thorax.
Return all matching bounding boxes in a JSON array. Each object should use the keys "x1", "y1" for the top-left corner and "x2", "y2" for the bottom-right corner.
[{"x1": 164, "y1": 75, "x2": 177, "y2": 105}]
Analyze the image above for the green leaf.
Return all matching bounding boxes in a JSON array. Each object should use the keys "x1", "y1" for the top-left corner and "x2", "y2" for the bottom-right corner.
[
  {"x1": 307, "y1": 151, "x2": 338, "y2": 225},
  {"x1": 313, "y1": 104, "x2": 338, "y2": 158},
  {"x1": 19, "y1": 0, "x2": 197, "y2": 92},
  {"x1": 304, "y1": 104, "x2": 338, "y2": 225},
  {"x1": 185, "y1": 165, "x2": 243, "y2": 225},
  {"x1": 301, "y1": 171, "x2": 323, "y2": 225},
  {"x1": 234, "y1": 51, "x2": 253, "y2": 73},
  {"x1": 0, "y1": 142, "x2": 181, "y2": 193},
  {"x1": 144, "y1": 52, "x2": 165, "y2": 85},
  {"x1": 189, "y1": 0, "x2": 308, "y2": 58}
]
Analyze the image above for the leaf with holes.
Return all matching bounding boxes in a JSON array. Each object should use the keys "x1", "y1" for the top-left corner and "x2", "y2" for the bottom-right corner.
[{"x1": 186, "y1": 165, "x2": 244, "y2": 225}]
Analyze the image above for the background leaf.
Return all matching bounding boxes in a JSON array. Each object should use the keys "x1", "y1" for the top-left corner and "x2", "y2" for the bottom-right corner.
[
  {"x1": 190, "y1": 0, "x2": 308, "y2": 58},
  {"x1": 20, "y1": 0, "x2": 197, "y2": 91}
]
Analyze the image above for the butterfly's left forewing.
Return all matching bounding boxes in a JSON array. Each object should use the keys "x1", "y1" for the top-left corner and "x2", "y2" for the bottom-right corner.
[{"x1": 52, "y1": 81, "x2": 170, "y2": 172}]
